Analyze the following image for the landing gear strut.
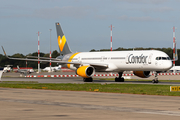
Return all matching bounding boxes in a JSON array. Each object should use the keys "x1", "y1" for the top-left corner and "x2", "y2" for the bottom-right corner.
[
  {"x1": 83, "y1": 77, "x2": 93, "y2": 82},
  {"x1": 152, "y1": 72, "x2": 159, "y2": 83},
  {"x1": 115, "y1": 72, "x2": 124, "y2": 82}
]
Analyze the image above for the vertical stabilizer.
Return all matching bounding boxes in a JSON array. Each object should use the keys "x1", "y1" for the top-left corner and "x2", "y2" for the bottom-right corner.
[
  {"x1": 17, "y1": 65, "x2": 20, "y2": 70},
  {"x1": 55, "y1": 22, "x2": 72, "y2": 55}
]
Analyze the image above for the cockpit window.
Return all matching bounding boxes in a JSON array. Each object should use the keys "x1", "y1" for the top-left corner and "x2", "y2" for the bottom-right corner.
[
  {"x1": 162, "y1": 57, "x2": 167, "y2": 60},
  {"x1": 156, "y1": 57, "x2": 170, "y2": 60}
]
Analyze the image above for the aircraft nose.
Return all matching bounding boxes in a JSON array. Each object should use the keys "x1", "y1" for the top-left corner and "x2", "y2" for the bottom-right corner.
[{"x1": 166, "y1": 61, "x2": 173, "y2": 70}]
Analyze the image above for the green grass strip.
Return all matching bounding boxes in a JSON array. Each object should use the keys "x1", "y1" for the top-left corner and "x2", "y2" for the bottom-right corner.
[{"x1": 0, "y1": 81, "x2": 180, "y2": 96}]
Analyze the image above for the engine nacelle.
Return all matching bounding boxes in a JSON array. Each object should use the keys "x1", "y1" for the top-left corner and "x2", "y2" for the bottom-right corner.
[
  {"x1": 76, "y1": 66, "x2": 95, "y2": 78},
  {"x1": 133, "y1": 71, "x2": 151, "y2": 78}
]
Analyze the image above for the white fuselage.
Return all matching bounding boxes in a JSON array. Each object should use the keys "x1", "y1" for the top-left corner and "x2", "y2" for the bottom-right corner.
[{"x1": 65, "y1": 50, "x2": 172, "y2": 72}]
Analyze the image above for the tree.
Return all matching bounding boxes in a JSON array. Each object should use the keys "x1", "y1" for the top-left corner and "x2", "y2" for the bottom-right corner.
[{"x1": 52, "y1": 50, "x2": 60, "y2": 58}]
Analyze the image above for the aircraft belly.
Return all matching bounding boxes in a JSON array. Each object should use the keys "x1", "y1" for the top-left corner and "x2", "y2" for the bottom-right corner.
[{"x1": 115, "y1": 62, "x2": 154, "y2": 71}]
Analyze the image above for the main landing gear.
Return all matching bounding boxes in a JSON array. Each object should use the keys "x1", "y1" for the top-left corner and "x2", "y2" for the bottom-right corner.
[
  {"x1": 115, "y1": 72, "x2": 124, "y2": 82},
  {"x1": 83, "y1": 77, "x2": 93, "y2": 82},
  {"x1": 152, "y1": 72, "x2": 159, "y2": 83}
]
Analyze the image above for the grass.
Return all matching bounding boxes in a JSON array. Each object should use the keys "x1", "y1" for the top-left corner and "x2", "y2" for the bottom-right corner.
[{"x1": 0, "y1": 81, "x2": 180, "y2": 96}]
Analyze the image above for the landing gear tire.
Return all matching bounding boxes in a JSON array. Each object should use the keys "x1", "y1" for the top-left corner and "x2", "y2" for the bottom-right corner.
[
  {"x1": 152, "y1": 71, "x2": 159, "y2": 84},
  {"x1": 115, "y1": 77, "x2": 124, "y2": 82},
  {"x1": 115, "y1": 72, "x2": 125, "y2": 82},
  {"x1": 152, "y1": 79, "x2": 159, "y2": 83},
  {"x1": 83, "y1": 78, "x2": 93, "y2": 82},
  {"x1": 115, "y1": 77, "x2": 118, "y2": 82}
]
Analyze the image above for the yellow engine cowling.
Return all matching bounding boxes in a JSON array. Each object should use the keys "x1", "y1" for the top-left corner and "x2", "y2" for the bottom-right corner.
[
  {"x1": 76, "y1": 66, "x2": 95, "y2": 78},
  {"x1": 133, "y1": 71, "x2": 151, "y2": 78}
]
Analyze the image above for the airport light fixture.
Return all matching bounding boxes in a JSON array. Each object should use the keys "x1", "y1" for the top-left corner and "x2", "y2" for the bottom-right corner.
[
  {"x1": 109, "y1": 24, "x2": 114, "y2": 51},
  {"x1": 37, "y1": 31, "x2": 41, "y2": 73},
  {"x1": 49, "y1": 29, "x2": 52, "y2": 72}
]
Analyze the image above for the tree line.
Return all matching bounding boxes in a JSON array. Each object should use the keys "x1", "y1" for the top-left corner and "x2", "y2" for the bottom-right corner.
[{"x1": 0, "y1": 47, "x2": 179, "y2": 69}]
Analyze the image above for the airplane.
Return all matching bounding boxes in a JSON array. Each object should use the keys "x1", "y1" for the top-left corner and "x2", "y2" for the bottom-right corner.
[
  {"x1": 0, "y1": 67, "x2": 3, "y2": 80},
  {"x1": 3, "y1": 65, "x2": 12, "y2": 73},
  {"x1": 15, "y1": 65, "x2": 34, "y2": 75},
  {"x1": 2, "y1": 22, "x2": 173, "y2": 83},
  {"x1": 43, "y1": 65, "x2": 61, "y2": 72},
  {"x1": 169, "y1": 66, "x2": 180, "y2": 73}
]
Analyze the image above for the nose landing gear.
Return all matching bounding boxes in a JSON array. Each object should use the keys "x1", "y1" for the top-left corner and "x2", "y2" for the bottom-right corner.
[{"x1": 152, "y1": 72, "x2": 159, "y2": 83}]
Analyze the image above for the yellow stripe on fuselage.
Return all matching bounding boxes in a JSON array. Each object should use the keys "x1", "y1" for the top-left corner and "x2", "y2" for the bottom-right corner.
[{"x1": 67, "y1": 52, "x2": 80, "y2": 68}]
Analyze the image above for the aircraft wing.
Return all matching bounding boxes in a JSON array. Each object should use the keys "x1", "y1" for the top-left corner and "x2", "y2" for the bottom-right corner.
[
  {"x1": 7, "y1": 56, "x2": 108, "y2": 68},
  {"x1": 85, "y1": 63, "x2": 108, "y2": 68},
  {"x1": 2, "y1": 46, "x2": 108, "y2": 69},
  {"x1": 27, "y1": 56, "x2": 61, "y2": 61}
]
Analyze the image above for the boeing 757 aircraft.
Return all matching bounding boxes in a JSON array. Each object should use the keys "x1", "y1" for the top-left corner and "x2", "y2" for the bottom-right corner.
[
  {"x1": 15, "y1": 65, "x2": 34, "y2": 75},
  {"x1": 2, "y1": 22, "x2": 173, "y2": 83}
]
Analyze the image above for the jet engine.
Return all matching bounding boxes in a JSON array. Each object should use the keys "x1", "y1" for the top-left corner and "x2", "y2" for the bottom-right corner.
[
  {"x1": 133, "y1": 71, "x2": 151, "y2": 78},
  {"x1": 76, "y1": 66, "x2": 95, "y2": 78}
]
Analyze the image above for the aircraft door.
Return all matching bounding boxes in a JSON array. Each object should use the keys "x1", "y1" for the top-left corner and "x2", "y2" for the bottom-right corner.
[
  {"x1": 78, "y1": 57, "x2": 81, "y2": 62},
  {"x1": 126, "y1": 53, "x2": 131, "y2": 64},
  {"x1": 148, "y1": 53, "x2": 153, "y2": 64},
  {"x1": 101, "y1": 56, "x2": 107, "y2": 62},
  {"x1": 101, "y1": 56, "x2": 104, "y2": 62}
]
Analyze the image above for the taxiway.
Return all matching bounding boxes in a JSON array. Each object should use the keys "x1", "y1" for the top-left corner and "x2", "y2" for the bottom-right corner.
[
  {"x1": 1, "y1": 77, "x2": 180, "y2": 85},
  {"x1": 0, "y1": 88, "x2": 180, "y2": 120}
]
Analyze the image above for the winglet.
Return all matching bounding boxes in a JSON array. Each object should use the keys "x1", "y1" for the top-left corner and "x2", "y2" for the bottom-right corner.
[{"x1": 1, "y1": 46, "x2": 8, "y2": 57}]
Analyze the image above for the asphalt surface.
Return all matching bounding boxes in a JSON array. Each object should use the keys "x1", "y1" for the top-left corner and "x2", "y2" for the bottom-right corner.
[
  {"x1": 1, "y1": 77, "x2": 180, "y2": 85},
  {"x1": 0, "y1": 88, "x2": 180, "y2": 120},
  {"x1": 1, "y1": 72, "x2": 180, "y2": 119}
]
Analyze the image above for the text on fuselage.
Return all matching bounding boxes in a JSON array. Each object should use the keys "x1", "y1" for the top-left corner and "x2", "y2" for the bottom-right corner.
[{"x1": 128, "y1": 54, "x2": 148, "y2": 64}]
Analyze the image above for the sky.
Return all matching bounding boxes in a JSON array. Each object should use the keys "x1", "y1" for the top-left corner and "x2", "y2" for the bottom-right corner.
[{"x1": 0, "y1": 0, "x2": 180, "y2": 55}]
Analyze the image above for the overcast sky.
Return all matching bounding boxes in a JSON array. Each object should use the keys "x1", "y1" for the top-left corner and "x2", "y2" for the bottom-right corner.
[{"x1": 0, "y1": 0, "x2": 180, "y2": 55}]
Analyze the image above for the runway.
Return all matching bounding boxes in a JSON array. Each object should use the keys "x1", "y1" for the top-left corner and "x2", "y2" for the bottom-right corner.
[
  {"x1": 1, "y1": 77, "x2": 180, "y2": 85},
  {"x1": 0, "y1": 88, "x2": 180, "y2": 120}
]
